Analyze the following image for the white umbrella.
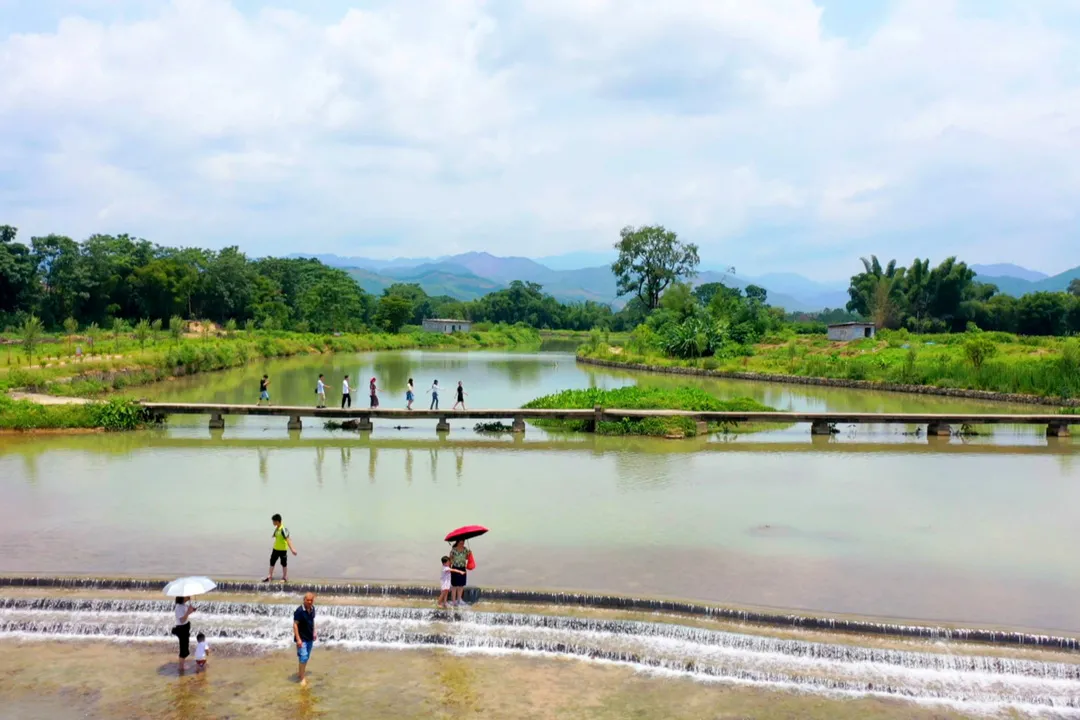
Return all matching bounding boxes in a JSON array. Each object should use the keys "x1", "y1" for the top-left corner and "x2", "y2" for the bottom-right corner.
[{"x1": 163, "y1": 576, "x2": 217, "y2": 597}]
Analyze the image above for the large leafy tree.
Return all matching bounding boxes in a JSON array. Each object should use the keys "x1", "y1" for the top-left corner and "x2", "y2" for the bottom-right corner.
[
  {"x1": 612, "y1": 225, "x2": 699, "y2": 310},
  {"x1": 847, "y1": 256, "x2": 905, "y2": 329},
  {"x1": 0, "y1": 225, "x2": 37, "y2": 315}
]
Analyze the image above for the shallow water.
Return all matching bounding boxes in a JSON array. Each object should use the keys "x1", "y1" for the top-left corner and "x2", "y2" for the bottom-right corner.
[
  {"x1": 2, "y1": 596, "x2": 1078, "y2": 716},
  {"x1": 2, "y1": 350, "x2": 1078, "y2": 632}
]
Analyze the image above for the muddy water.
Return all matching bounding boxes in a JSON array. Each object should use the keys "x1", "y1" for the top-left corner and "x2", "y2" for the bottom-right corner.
[{"x1": 1, "y1": 350, "x2": 1078, "y2": 632}]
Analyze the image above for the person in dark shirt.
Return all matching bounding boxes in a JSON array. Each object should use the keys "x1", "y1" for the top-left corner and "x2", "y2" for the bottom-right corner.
[
  {"x1": 293, "y1": 592, "x2": 317, "y2": 686},
  {"x1": 258, "y1": 374, "x2": 271, "y2": 406}
]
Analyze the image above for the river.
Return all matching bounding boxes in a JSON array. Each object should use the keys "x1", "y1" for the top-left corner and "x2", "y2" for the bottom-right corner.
[{"x1": 1, "y1": 349, "x2": 1077, "y2": 633}]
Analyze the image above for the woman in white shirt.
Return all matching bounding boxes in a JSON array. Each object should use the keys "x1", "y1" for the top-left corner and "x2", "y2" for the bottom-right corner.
[{"x1": 172, "y1": 596, "x2": 196, "y2": 671}]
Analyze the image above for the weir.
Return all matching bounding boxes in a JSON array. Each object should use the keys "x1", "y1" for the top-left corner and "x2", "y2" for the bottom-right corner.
[
  {"x1": 1, "y1": 577, "x2": 1077, "y2": 652},
  {"x1": 2, "y1": 595, "x2": 1079, "y2": 714},
  {"x1": 140, "y1": 402, "x2": 1079, "y2": 437}
]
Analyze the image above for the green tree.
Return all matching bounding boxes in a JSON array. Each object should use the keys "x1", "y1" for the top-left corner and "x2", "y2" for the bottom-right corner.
[
  {"x1": 963, "y1": 336, "x2": 997, "y2": 371},
  {"x1": 20, "y1": 314, "x2": 43, "y2": 364},
  {"x1": 225, "y1": 318, "x2": 238, "y2": 338},
  {"x1": 134, "y1": 319, "x2": 151, "y2": 351},
  {"x1": 0, "y1": 225, "x2": 37, "y2": 315},
  {"x1": 1068, "y1": 278, "x2": 1080, "y2": 297},
  {"x1": 112, "y1": 318, "x2": 126, "y2": 353},
  {"x1": 151, "y1": 318, "x2": 163, "y2": 344},
  {"x1": 612, "y1": 225, "x2": 699, "y2": 310},
  {"x1": 169, "y1": 315, "x2": 185, "y2": 345},
  {"x1": 244, "y1": 318, "x2": 256, "y2": 333},
  {"x1": 375, "y1": 294, "x2": 415, "y2": 333},
  {"x1": 847, "y1": 256, "x2": 906, "y2": 329},
  {"x1": 63, "y1": 317, "x2": 78, "y2": 350},
  {"x1": 86, "y1": 322, "x2": 101, "y2": 356}
]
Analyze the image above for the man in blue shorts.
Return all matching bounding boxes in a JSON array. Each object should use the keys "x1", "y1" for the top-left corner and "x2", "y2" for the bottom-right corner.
[{"x1": 293, "y1": 592, "x2": 317, "y2": 686}]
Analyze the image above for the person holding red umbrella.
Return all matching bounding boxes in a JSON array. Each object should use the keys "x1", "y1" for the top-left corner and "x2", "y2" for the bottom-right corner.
[{"x1": 444, "y1": 525, "x2": 485, "y2": 607}]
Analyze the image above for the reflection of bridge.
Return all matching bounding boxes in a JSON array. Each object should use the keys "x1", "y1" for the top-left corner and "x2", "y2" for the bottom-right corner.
[{"x1": 141, "y1": 403, "x2": 1076, "y2": 437}]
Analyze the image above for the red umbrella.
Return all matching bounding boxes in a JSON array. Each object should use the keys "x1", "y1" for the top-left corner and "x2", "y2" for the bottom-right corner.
[{"x1": 445, "y1": 525, "x2": 488, "y2": 542}]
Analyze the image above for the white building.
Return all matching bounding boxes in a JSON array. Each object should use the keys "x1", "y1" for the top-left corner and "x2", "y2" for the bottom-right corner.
[
  {"x1": 827, "y1": 322, "x2": 876, "y2": 341},
  {"x1": 422, "y1": 318, "x2": 472, "y2": 334}
]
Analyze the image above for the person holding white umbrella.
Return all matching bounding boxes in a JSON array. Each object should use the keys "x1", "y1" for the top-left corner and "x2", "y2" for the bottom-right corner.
[
  {"x1": 172, "y1": 596, "x2": 196, "y2": 671},
  {"x1": 164, "y1": 576, "x2": 216, "y2": 672}
]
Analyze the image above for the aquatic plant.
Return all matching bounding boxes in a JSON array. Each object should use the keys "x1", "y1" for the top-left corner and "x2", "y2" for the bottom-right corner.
[{"x1": 523, "y1": 387, "x2": 774, "y2": 438}]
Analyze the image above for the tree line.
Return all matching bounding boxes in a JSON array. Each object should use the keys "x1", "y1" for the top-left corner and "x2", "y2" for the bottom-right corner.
[
  {"x1": 0, "y1": 226, "x2": 619, "y2": 334},
  {"x1": 847, "y1": 255, "x2": 1080, "y2": 335}
]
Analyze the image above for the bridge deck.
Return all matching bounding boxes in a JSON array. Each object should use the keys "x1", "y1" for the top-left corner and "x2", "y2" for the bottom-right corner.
[{"x1": 140, "y1": 402, "x2": 1076, "y2": 425}]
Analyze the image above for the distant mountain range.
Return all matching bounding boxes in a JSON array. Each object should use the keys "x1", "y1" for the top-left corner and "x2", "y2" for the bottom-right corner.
[{"x1": 289, "y1": 253, "x2": 1078, "y2": 311}]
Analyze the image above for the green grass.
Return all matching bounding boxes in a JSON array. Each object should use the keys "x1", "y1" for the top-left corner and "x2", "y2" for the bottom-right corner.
[
  {"x1": 0, "y1": 396, "x2": 154, "y2": 431},
  {"x1": 522, "y1": 386, "x2": 774, "y2": 437},
  {"x1": 581, "y1": 331, "x2": 1080, "y2": 400},
  {"x1": 0, "y1": 325, "x2": 540, "y2": 398}
]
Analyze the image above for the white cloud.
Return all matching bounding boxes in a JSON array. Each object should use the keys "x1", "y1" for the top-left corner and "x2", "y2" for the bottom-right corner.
[{"x1": 0, "y1": 0, "x2": 1078, "y2": 276}]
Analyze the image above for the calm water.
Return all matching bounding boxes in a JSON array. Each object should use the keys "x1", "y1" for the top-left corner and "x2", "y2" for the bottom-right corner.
[{"x1": 2, "y1": 350, "x2": 1078, "y2": 632}]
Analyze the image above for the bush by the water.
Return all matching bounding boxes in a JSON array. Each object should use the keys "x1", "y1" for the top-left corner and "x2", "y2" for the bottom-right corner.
[
  {"x1": 0, "y1": 397, "x2": 153, "y2": 431},
  {"x1": 474, "y1": 421, "x2": 514, "y2": 433},
  {"x1": 522, "y1": 386, "x2": 774, "y2": 437}
]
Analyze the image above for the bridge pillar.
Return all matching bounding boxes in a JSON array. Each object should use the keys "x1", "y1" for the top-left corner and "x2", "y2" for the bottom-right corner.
[
  {"x1": 585, "y1": 405, "x2": 604, "y2": 432},
  {"x1": 1047, "y1": 422, "x2": 1071, "y2": 438},
  {"x1": 357, "y1": 416, "x2": 373, "y2": 432},
  {"x1": 926, "y1": 422, "x2": 951, "y2": 437},
  {"x1": 512, "y1": 415, "x2": 526, "y2": 434},
  {"x1": 810, "y1": 420, "x2": 832, "y2": 435},
  {"x1": 694, "y1": 420, "x2": 709, "y2": 435},
  {"x1": 209, "y1": 413, "x2": 225, "y2": 430},
  {"x1": 436, "y1": 417, "x2": 450, "y2": 433},
  {"x1": 287, "y1": 416, "x2": 302, "y2": 431}
]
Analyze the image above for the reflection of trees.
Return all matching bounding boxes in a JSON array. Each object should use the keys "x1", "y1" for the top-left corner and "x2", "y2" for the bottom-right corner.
[{"x1": 373, "y1": 357, "x2": 411, "y2": 404}]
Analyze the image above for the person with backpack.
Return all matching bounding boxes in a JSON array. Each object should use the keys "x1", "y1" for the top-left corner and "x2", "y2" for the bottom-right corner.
[{"x1": 263, "y1": 513, "x2": 297, "y2": 583}]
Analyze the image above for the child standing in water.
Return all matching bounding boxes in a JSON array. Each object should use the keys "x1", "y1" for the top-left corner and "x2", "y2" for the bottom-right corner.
[
  {"x1": 194, "y1": 632, "x2": 210, "y2": 671},
  {"x1": 438, "y1": 556, "x2": 465, "y2": 608}
]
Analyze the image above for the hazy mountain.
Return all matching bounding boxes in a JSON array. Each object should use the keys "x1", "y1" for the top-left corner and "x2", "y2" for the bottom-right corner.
[
  {"x1": 976, "y1": 264, "x2": 1080, "y2": 296},
  {"x1": 970, "y1": 264, "x2": 1048, "y2": 282}
]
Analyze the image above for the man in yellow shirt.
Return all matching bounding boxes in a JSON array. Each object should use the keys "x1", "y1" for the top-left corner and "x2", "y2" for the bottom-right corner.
[{"x1": 263, "y1": 513, "x2": 297, "y2": 583}]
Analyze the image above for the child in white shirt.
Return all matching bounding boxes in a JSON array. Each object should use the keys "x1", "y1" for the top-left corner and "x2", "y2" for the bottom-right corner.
[
  {"x1": 438, "y1": 556, "x2": 465, "y2": 608},
  {"x1": 194, "y1": 632, "x2": 210, "y2": 671}
]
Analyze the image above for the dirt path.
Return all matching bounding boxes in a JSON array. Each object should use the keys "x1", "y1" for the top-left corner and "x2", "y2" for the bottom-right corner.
[{"x1": 7, "y1": 391, "x2": 89, "y2": 405}]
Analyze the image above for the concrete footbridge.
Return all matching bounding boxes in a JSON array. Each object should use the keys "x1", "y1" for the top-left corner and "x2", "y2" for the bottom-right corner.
[{"x1": 139, "y1": 403, "x2": 1076, "y2": 437}]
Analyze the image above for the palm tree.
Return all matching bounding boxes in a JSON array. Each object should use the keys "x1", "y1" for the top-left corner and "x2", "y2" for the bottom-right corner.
[{"x1": 847, "y1": 256, "x2": 906, "y2": 328}]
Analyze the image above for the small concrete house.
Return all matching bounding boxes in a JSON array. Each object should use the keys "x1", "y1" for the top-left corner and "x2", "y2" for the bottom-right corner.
[
  {"x1": 422, "y1": 318, "x2": 472, "y2": 334},
  {"x1": 827, "y1": 322, "x2": 876, "y2": 341}
]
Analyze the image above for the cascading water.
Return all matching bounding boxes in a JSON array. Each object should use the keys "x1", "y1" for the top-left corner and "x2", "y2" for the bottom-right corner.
[{"x1": 1, "y1": 596, "x2": 1079, "y2": 716}]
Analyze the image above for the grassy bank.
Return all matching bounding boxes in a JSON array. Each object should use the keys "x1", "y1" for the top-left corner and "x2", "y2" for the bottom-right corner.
[
  {"x1": 581, "y1": 330, "x2": 1080, "y2": 401},
  {"x1": 522, "y1": 386, "x2": 774, "y2": 437},
  {"x1": 0, "y1": 324, "x2": 540, "y2": 398},
  {"x1": 0, "y1": 396, "x2": 153, "y2": 431}
]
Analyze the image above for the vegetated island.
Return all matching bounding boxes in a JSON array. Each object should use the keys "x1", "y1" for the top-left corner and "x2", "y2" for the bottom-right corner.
[{"x1": 521, "y1": 386, "x2": 775, "y2": 438}]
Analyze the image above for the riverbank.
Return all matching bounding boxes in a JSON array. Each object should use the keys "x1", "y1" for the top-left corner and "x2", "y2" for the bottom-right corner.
[
  {"x1": 577, "y1": 353, "x2": 1080, "y2": 408},
  {"x1": 0, "y1": 326, "x2": 539, "y2": 430},
  {"x1": 1, "y1": 325, "x2": 539, "y2": 399}
]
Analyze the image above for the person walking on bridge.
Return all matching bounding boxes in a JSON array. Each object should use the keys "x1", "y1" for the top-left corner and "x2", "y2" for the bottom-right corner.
[
  {"x1": 369, "y1": 377, "x2": 379, "y2": 408},
  {"x1": 453, "y1": 381, "x2": 467, "y2": 410},
  {"x1": 429, "y1": 379, "x2": 440, "y2": 410},
  {"x1": 341, "y1": 375, "x2": 351, "y2": 409},
  {"x1": 315, "y1": 374, "x2": 327, "y2": 408},
  {"x1": 258, "y1": 374, "x2": 271, "y2": 406}
]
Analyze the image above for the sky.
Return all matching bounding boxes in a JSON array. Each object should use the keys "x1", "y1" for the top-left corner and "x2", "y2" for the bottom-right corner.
[{"x1": 2, "y1": 0, "x2": 1079, "y2": 281}]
